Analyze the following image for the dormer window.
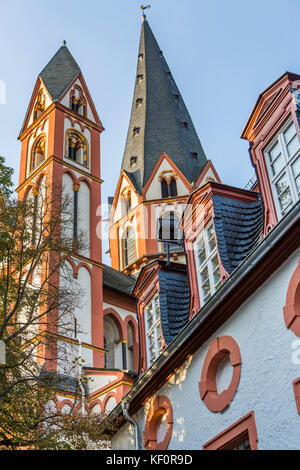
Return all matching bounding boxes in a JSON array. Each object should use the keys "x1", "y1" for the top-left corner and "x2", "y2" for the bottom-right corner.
[
  {"x1": 145, "y1": 294, "x2": 162, "y2": 366},
  {"x1": 157, "y1": 50, "x2": 163, "y2": 56},
  {"x1": 133, "y1": 127, "x2": 140, "y2": 137},
  {"x1": 181, "y1": 121, "x2": 188, "y2": 129},
  {"x1": 33, "y1": 90, "x2": 45, "y2": 121},
  {"x1": 194, "y1": 221, "x2": 221, "y2": 306},
  {"x1": 173, "y1": 94, "x2": 180, "y2": 102},
  {"x1": 165, "y1": 71, "x2": 172, "y2": 78},
  {"x1": 191, "y1": 152, "x2": 198, "y2": 159},
  {"x1": 265, "y1": 119, "x2": 300, "y2": 218},
  {"x1": 65, "y1": 129, "x2": 88, "y2": 167},
  {"x1": 138, "y1": 53, "x2": 144, "y2": 62},
  {"x1": 136, "y1": 98, "x2": 143, "y2": 108},
  {"x1": 137, "y1": 74, "x2": 144, "y2": 83},
  {"x1": 31, "y1": 135, "x2": 46, "y2": 171}
]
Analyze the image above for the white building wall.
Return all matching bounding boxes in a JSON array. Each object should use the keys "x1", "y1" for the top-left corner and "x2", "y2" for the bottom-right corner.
[{"x1": 112, "y1": 247, "x2": 300, "y2": 450}]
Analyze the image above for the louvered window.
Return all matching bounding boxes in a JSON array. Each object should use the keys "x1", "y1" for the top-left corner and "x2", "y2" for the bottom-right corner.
[{"x1": 122, "y1": 227, "x2": 136, "y2": 267}]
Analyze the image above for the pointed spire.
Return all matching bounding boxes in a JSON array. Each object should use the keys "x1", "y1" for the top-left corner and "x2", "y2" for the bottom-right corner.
[
  {"x1": 39, "y1": 45, "x2": 81, "y2": 102},
  {"x1": 121, "y1": 18, "x2": 207, "y2": 193}
]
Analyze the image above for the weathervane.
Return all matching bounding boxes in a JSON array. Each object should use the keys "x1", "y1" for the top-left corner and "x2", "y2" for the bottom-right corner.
[{"x1": 140, "y1": 4, "x2": 151, "y2": 20}]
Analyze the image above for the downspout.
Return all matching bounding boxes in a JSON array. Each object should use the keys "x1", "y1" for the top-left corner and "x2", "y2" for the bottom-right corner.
[{"x1": 121, "y1": 400, "x2": 140, "y2": 450}]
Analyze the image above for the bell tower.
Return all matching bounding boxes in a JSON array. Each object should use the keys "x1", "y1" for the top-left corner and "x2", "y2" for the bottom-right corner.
[
  {"x1": 109, "y1": 15, "x2": 220, "y2": 275},
  {"x1": 17, "y1": 44, "x2": 105, "y2": 370}
]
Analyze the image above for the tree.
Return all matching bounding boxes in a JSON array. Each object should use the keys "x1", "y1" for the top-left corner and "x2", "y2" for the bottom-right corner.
[{"x1": 0, "y1": 157, "x2": 111, "y2": 449}]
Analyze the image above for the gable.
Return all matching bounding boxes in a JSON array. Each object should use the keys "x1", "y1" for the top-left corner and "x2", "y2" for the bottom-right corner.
[
  {"x1": 59, "y1": 76, "x2": 99, "y2": 124},
  {"x1": 144, "y1": 156, "x2": 190, "y2": 201}
]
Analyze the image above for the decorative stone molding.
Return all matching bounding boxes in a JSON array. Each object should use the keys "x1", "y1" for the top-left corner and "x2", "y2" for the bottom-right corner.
[
  {"x1": 143, "y1": 395, "x2": 173, "y2": 450},
  {"x1": 199, "y1": 336, "x2": 241, "y2": 413},
  {"x1": 203, "y1": 411, "x2": 258, "y2": 450}
]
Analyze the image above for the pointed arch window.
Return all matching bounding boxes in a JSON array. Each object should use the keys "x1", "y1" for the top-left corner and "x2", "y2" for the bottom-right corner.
[
  {"x1": 31, "y1": 135, "x2": 46, "y2": 171},
  {"x1": 122, "y1": 227, "x2": 136, "y2": 268},
  {"x1": 65, "y1": 129, "x2": 88, "y2": 168}
]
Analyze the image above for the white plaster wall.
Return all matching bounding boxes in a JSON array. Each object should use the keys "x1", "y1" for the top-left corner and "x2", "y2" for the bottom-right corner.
[
  {"x1": 88, "y1": 374, "x2": 119, "y2": 395},
  {"x1": 78, "y1": 180, "x2": 90, "y2": 258},
  {"x1": 112, "y1": 247, "x2": 300, "y2": 450},
  {"x1": 61, "y1": 172, "x2": 74, "y2": 240},
  {"x1": 145, "y1": 158, "x2": 189, "y2": 201}
]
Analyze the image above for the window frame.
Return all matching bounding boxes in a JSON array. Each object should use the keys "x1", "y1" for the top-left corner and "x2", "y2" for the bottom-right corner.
[
  {"x1": 194, "y1": 220, "x2": 221, "y2": 306},
  {"x1": 144, "y1": 294, "x2": 163, "y2": 367},
  {"x1": 264, "y1": 117, "x2": 300, "y2": 219}
]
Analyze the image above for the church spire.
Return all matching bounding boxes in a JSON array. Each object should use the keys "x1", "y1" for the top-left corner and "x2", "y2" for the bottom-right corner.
[{"x1": 121, "y1": 18, "x2": 207, "y2": 193}]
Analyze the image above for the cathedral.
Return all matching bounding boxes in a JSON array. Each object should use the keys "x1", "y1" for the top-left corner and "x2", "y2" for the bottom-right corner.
[{"x1": 17, "y1": 11, "x2": 300, "y2": 450}]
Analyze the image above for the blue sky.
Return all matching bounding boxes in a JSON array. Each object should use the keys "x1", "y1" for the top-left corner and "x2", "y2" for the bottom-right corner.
[{"x1": 1, "y1": 0, "x2": 300, "y2": 264}]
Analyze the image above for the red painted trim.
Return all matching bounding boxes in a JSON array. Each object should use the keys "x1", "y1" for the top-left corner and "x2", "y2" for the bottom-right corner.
[
  {"x1": 199, "y1": 336, "x2": 241, "y2": 413},
  {"x1": 203, "y1": 411, "x2": 258, "y2": 450},
  {"x1": 195, "y1": 160, "x2": 221, "y2": 188},
  {"x1": 103, "y1": 307, "x2": 126, "y2": 338},
  {"x1": 293, "y1": 377, "x2": 300, "y2": 414},
  {"x1": 283, "y1": 259, "x2": 300, "y2": 337},
  {"x1": 143, "y1": 395, "x2": 173, "y2": 450}
]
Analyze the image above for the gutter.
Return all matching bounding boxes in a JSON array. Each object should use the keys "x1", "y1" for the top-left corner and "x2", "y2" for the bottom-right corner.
[{"x1": 101, "y1": 200, "x2": 300, "y2": 436}]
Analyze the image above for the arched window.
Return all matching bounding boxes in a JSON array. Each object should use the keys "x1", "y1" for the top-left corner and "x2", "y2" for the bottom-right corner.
[
  {"x1": 121, "y1": 189, "x2": 132, "y2": 217},
  {"x1": 160, "y1": 172, "x2": 178, "y2": 198},
  {"x1": 161, "y1": 179, "x2": 169, "y2": 198},
  {"x1": 127, "y1": 322, "x2": 135, "y2": 371},
  {"x1": 33, "y1": 90, "x2": 45, "y2": 121},
  {"x1": 122, "y1": 227, "x2": 136, "y2": 268},
  {"x1": 103, "y1": 316, "x2": 122, "y2": 369},
  {"x1": 70, "y1": 87, "x2": 86, "y2": 117},
  {"x1": 158, "y1": 211, "x2": 183, "y2": 253},
  {"x1": 65, "y1": 130, "x2": 88, "y2": 167},
  {"x1": 31, "y1": 135, "x2": 46, "y2": 171},
  {"x1": 169, "y1": 178, "x2": 178, "y2": 197}
]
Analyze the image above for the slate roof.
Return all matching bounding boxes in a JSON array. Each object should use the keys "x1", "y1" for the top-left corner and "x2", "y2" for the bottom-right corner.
[
  {"x1": 39, "y1": 45, "x2": 81, "y2": 102},
  {"x1": 212, "y1": 194, "x2": 264, "y2": 274},
  {"x1": 121, "y1": 18, "x2": 207, "y2": 193},
  {"x1": 158, "y1": 266, "x2": 190, "y2": 345},
  {"x1": 102, "y1": 264, "x2": 136, "y2": 296},
  {"x1": 39, "y1": 369, "x2": 88, "y2": 396}
]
